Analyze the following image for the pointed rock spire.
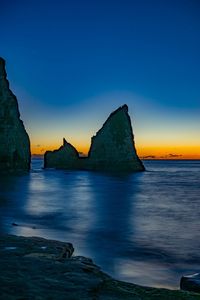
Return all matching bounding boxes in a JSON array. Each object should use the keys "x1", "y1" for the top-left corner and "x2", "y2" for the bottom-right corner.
[{"x1": 87, "y1": 104, "x2": 144, "y2": 171}]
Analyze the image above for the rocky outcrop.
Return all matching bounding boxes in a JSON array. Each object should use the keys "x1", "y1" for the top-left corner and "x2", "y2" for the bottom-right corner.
[
  {"x1": 44, "y1": 138, "x2": 80, "y2": 169},
  {"x1": 86, "y1": 104, "x2": 144, "y2": 171},
  {"x1": 0, "y1": 58, "x2": 31, "y2": 171},
  {"x1": 44, "y1": 105, "x2": 145, "y2": 172},
  {"x1": 0, "y1": 234, "x2": 198, "y2": 300},
  {"x1": 181, "y1": 273, "x2": 200, "y2": 293}
]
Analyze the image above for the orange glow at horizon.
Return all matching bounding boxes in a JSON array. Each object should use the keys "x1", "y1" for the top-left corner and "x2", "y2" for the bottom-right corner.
[
  {"x1": 31, "y1": 141, "x2": 90, "y2": 156},
  {"x1": 31, "y1": 142, "x2": 200, "y2": 160},
  {"x1": 136, "y1": 145, "x2": 200, "y2": 159}
]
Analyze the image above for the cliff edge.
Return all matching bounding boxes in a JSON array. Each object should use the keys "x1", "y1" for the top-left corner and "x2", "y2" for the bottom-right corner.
[{"x1": 0, "y1": 58, "x2": 31, "y2": 171}]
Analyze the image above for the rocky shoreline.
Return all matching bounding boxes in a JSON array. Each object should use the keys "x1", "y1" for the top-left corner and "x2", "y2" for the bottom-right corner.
[{"x1": 0, "y1": 234, "x2": 199, "y2": 299}]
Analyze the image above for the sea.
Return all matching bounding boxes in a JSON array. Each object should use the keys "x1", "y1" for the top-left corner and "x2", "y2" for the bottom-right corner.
[{"x1": 0, "y1": 158, "x2": 200, "y2": 289}]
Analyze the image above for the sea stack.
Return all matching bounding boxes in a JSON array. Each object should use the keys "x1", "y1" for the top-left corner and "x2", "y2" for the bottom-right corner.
[
  {"x1": 44, "y1": 138, "x2": 80, "y2": 169},
  {"x1": 44, "y1": 105, "x2": 144, "y2": 172},
  {"x1": 0, "y1": 57, "x2": 31, "y2": 171},
  {"x1": 86, "y1": 105, "x2": 144, "y2": 171}
]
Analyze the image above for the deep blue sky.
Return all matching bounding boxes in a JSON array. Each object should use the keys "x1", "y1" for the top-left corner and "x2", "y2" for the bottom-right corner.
[{"x1": 1, "y1": 0, "x2": 200, "y2": 157}]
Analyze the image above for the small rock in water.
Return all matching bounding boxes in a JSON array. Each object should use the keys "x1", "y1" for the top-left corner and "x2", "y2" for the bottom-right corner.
[
  {"x1": 180, "y1": 273, "x2": 200, "y2": 293},
  {"x1": 12, "y1": 223, "x2": 18, "y2": 226}
]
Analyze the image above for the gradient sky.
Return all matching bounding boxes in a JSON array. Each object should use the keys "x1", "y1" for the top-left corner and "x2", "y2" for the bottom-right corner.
[{"x1": 1, "y1": 0, "x2": 200, "y2": 158}]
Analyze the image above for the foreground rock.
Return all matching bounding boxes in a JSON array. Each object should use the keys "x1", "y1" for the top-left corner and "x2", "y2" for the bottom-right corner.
[
  {"x1": 0, "y1": 58, "x2": 31, "y2": 171},
  {"x1": 181, "y1": 273, "x2": 200, "y2": 293},
  {"x1": 44, "y1": 105, "x2": 145, "y2": 172},
  {"x1": 0, "y1": 234, "x2": 199, "y2": 300}
]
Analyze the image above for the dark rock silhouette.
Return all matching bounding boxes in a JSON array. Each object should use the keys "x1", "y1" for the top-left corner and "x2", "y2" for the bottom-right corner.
[
  {"x1": 180, "y1": 273, "x2": 200, "y2": 293},
  {"x1": 44, "y1": 138, "x2": 80, "y2": 169},
  {"x1": 0, "y1": 234, "x2": 198, "y2": 299},
  {"x1": 0, "y1": 57, "x2": 31, "y2": 171},
  {"x1": 86, "y1": 104, "x2": 144, "y2": 171},
  {"x1": 44, "y1": 105, "x2": 145, "y2": 172}
]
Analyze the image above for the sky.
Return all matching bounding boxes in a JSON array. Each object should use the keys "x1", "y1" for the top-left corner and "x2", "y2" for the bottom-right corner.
[{"x1": 1, "y1": 0, "x2": 200, "y2": 159}]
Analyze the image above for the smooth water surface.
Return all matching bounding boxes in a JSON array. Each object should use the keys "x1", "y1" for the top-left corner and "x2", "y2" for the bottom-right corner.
[{"x1": 0, "y1": 159, "x2": 200, "y2": 289}]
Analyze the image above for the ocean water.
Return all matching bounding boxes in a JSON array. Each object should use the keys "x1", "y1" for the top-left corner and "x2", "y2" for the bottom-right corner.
[{"x1": 0, "y1": 159, "x2": 200, "y2": 289}]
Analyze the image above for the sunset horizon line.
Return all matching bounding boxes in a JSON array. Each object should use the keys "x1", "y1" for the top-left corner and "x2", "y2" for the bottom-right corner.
[
  {"x1": 31, "y1": 153, "x2": 200, "y2": 160},
  {"x1": 31, "y1": 143, "x2": 200, "y2": 160}
]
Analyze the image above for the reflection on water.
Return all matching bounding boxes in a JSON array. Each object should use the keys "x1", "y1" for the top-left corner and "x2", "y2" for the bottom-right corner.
[{"x1": 0, "y1": 159, "x2": 200, "y2": 289}]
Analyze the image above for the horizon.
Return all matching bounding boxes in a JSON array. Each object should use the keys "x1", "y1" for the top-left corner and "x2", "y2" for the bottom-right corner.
[
  {"x1": 1, "y1": 0, "x2": 200, "y2": 159},
  {"x1": 32, "y1": 153, "x2": 200, "y2": 160}
]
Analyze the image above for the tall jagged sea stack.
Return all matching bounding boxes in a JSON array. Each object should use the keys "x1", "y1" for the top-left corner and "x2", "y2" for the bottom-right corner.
[
  {"x1": 0, "y1": 58, "x2": 31, "y2": 171},
  {"x1": 44, "y1": 105, "x2": 145, "y2": 172}
]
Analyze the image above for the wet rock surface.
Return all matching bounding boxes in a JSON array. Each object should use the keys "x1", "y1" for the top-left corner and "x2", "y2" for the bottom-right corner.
[
  {"x1": 181, "y1": 273, "x2": 200, "y2": 293},
  {"x1": 0, "y1": 58, "x2": 31, "y2": 172},
  {"x1": 0, "y1": 234, "x2": 199, "y2": 300},
  {"x1": 44, "y1": 105, "x2": 144, "y2": 172}
]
